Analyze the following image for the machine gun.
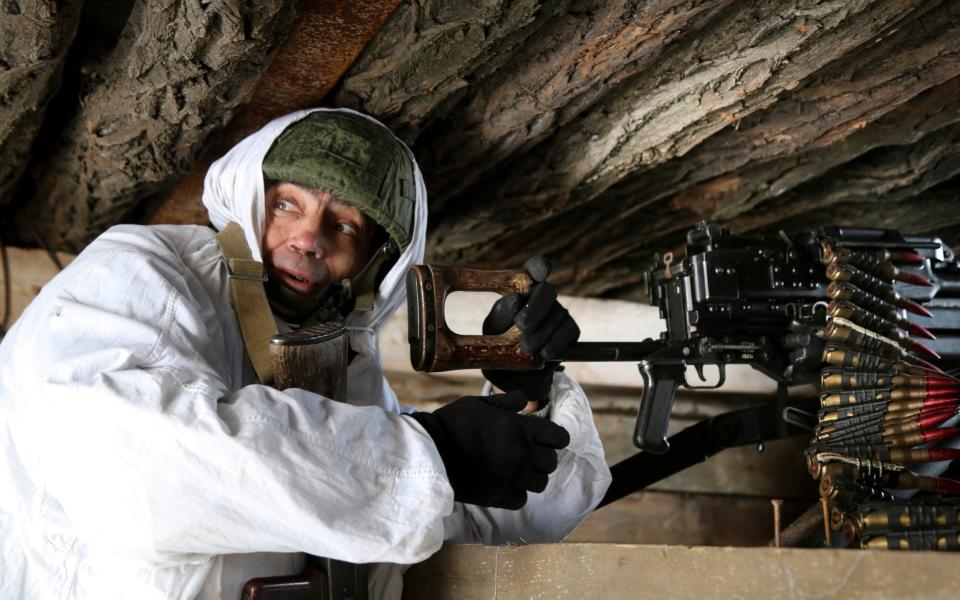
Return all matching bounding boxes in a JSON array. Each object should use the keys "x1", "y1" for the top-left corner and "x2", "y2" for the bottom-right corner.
[
  {"x1": 406, "y1": 222, "x2": 960, "y2": 505},
  {"x1": 637, "y1": 222, "x2": 960, "y2": 454}
]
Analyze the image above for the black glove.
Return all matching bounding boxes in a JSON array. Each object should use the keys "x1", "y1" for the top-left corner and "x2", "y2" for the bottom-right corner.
[
  {"x1": 406, "y1": 391, "x2": 570, "y2": 509},
  {"x1": 481, "y1": 256, "x2": 580, "y2": 403}
]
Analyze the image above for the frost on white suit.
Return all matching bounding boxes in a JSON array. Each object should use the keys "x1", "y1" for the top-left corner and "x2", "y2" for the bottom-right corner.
[{"x1": 0, "y1": 109, "x2": 612, "y2": 599}]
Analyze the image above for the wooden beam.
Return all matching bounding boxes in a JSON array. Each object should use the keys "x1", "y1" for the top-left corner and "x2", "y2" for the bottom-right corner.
[
  {"x1": 0, "y1": 246, "x2": 73, "y2": 331},
  {"x1": 150, "y1": 0, "x2": 403, "y2": 227},
  {"x1": 568, "y1": 490, "x2": 811, "y2": 546},
  {"x1": 427, "y1": 0, "x2": 939, "y2": 264},
  {"x1": 336, "y1": 0, "x2": 573, "y2": 143},
  {"x1": 0, "y1": 1, "x2": 82, "y2": 208},
  {"x1": 559, "y1": 95, "x2": 960, "y2": 299},
  {"x1": 403, "y1": 543, "x2": 960, "y2": 599},
  {"x1": 15, "y1": 0, "x2": 300, "y2": 252}
]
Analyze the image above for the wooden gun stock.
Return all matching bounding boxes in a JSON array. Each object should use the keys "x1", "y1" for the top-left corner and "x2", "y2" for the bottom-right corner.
[
  {"x1": 406, "y1": 264, "x2": 540, "y2": 372},
  {"x1": 406, "y1": 264, "x2": 663, "y2": 373},
  {"x1": 242, "y1": 322, "x2": 367, "y2": 600}
]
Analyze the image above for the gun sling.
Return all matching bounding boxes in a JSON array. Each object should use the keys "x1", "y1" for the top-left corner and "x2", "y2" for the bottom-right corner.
[{"x1": 597, "y1": 395, "x2": 818, "y2": 509}]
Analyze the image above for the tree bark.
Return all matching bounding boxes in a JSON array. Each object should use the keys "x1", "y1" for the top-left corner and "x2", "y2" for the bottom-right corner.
[
  {"x1": 150, "y1": 0, "x2": 403, "y2": 227},
  {"x1": 413, "y1": 0, "x2": 736, "y2": 212},
  {"x1": 578, "y1": 122, "x2": 960, "y2": 299},
  {"x1": 0, "y1": 0, "x2": 83, "y2": 209},
  {"x1": 599, "y1": 6, "x2": 960, "y2": 223},
  {"x1": 335, "y1": 0, "x2": 573, "y2": 143},
  {"x1": 528, "y1": 74, "x2": 960, "y2": 295},
  {"x1": 427, "y1": 0, "x2": 940, "y2": 263},
  {"x1": 15, "y1": 0, "x2": 298, "y2": 252}
]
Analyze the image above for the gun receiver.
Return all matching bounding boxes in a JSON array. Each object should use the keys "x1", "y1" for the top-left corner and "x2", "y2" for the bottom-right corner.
[{"x1": 406, "y1": 222, "x2": 960, "y2": 455}]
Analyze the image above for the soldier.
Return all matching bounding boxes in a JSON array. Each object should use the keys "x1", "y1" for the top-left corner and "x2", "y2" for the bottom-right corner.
[{"x1": 0, "y1": 109, "x2": 611, "y2": 599}]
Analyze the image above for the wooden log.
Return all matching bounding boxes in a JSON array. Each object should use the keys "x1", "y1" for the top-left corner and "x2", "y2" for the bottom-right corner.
[
  {"x1": 587, "y1": 7, "x2": 960, "y2": 224},
  {"x1": 151, "y1": 0, "x2": 403, "y2": 227},
  {"x1": 0, "y1": 0, "x2": 82, "y2": 208},
  {"x1": 15, "y1": 0, "x2": 299, "y2": 252},
  {"x1": 532, "y1": 77, "x2": 960, "y2": 297},
  {"x1": 0, "y1": 246, "x2": 73, "y2": 334},
  {"x1": 341, "y1": 0, "x2": 734, "y2": 211},
  {"x1": 776, "y1": 502, "x2": 827, "y2": 548},
  {"x1": 427, "y1": 0, "x2": 940, "y2": 264},
  {"x1": 582, "y1": 121, "x2": 960, "y2": 299},
  {"x1": 733, "y1": 122, "x2": 960, "y2": 233},
  {"x1": 335, "y1": 0, "x2": 571, "y2": 142}
]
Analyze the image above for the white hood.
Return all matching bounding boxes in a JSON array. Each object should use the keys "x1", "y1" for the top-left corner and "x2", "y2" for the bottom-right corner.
[{"x1": 202, "y1": 108, "x2": 428, "y2": 357}]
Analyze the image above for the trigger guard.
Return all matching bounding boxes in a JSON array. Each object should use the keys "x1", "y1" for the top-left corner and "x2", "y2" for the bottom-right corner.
[{"x1": 681, "y1": 363, "x2": 726, "y2": 390}]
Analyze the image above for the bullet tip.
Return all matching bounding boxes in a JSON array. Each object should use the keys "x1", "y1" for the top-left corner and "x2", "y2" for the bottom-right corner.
[
  {"x1": 904, "y1": 299, "x2": 934, "y2": 318},
  {"x1": 908, "y1": 340, "x2": 942, "y2": 360},
  {"x1": 908, "y1": 322, "x2": 937, "y2": 340},
  {"x1": 903, "y1": 273, "x2": 934, "y2": 287}
]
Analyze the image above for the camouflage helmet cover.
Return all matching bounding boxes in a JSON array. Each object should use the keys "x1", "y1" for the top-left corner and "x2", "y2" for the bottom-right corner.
[{"x1": 262, "y1": 111, "x2": 416, "y2": 251}]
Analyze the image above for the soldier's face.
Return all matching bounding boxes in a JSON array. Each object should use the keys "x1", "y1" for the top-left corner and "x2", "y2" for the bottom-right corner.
[{"x1": 261, "y1": 182, "x2": 376, "y2": 319}]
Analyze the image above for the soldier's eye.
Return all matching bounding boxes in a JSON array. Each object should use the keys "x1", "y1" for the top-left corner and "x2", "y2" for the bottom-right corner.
[
  {"x1": 337, "y1": 223, "x2": 358, "y2": 236},
  {"x1": 275, "y1": 199, "x2": 296, "y2": 212}
]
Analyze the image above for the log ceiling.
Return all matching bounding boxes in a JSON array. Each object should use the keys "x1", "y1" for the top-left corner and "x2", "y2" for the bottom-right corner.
[{"x1": 2, "y1": 0, "x2": 958, "y2": 302}]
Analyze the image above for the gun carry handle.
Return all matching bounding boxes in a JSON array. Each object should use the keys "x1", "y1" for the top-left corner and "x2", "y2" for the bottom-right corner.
[
  {"x1": 407, "y1": 264, "x2": 540, "y2": 372},
  {"x1": 634, "y1": 361, "x2": 685, "y2": 454}
]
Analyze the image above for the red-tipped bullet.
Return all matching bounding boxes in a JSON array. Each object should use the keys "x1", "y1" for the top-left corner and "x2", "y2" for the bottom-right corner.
[
  {"x1": 922, "y1": 388, "x2": 958, "y2": 400},
  {"x1": 908, "y1": 322, "x2": 937, "y2": 340},
  {"x1": 906, "y1": 340, "x2": 942, "y2": 360},
  {"x1": 925, "y1": 379, "x2": 960, "y2": 390},
  {"x1": 934, "y1": 477, "x2": 960, "y2": 495},
  {"x1": 901, "y1": 271, "x2": 934, "y2": 287},
  {"x1": 917, "y1": 408, "x2": 957, "y2": 429},
  {"x1": 910, "y1": 355, "x2": 945, "y2": 374},
  {"x1": 887, "y1": 447, "x2": 960, "y2": 463},
  {"x1": 902, "y1": 298, "x2": 934, "y2": 318},
  {"x1": 919, "y1": 395, "x2": 960, "y2": 409},
  {"x1": 885, "y1": 471, "x2": 960, "y2": 493},
  {"x1": 890, "y1": 250, "x2": 925, "y2": 264},
  {"x1": 927, "y1": 448, "x2": 960, "y2": 462},
  {"x1": 921, "y1": 427, "x2": 960, "y2": 444}
]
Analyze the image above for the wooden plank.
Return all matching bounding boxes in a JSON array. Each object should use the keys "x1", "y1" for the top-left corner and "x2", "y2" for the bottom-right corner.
[
  {"x1": 404, "y1": 543, "x2": 960, "y2": 599},
  {"x1": 568, "y1": 491, "x2": 810, "y2": 546},
  {"x1": 0, "y1": 247, "x2": 73, "y2": 330}
]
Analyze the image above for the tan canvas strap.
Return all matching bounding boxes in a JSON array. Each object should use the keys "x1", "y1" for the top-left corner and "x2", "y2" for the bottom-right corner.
[{"x1": 215, "y1": 222, "x2": 277, "y2": 385}]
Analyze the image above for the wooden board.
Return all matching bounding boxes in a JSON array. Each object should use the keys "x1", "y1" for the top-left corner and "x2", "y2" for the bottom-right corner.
[
  {"x1": 569, "y1": 491, "x2": 810, "y2": 547},
  {"x1": 404, "y1": 543, "x2": 960, "y2": 599},
  {"x1": 0, "y1": 247, "x2": 73, "y2": 329}
]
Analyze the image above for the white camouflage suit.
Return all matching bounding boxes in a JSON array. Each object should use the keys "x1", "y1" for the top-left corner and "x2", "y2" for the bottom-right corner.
[{"x1": 0, "y1": 109, "x2": 612, "y2": 599}]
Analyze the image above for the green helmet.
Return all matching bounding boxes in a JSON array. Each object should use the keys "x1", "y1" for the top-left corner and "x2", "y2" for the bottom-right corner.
[{"x1": 262, "y1": 111, "x2": 416, "y2": 252}]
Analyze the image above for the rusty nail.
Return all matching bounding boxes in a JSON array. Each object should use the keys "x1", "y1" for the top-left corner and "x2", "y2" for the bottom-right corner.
[{"x1": 771, "y1": 499, "x2": 783, "y2": 548}]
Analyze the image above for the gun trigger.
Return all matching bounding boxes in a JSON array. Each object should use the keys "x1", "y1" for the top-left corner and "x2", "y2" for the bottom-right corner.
[{"x1": 694, "y1": 364, "x2": 708, "y2": 382}]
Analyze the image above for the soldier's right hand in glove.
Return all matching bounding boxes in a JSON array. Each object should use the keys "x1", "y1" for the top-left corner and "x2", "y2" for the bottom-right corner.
[
  {"x1": 405, "y1": 391, "x2": 570, "y2": 509},
  {"x1": 482, "y1": 256, "x2": 580, "y2": 407}
]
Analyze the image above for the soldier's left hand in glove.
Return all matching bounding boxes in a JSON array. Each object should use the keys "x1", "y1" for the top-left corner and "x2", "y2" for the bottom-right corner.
[{"x1": 482, "y1": 256, "x2": 580, "y2": 410}]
